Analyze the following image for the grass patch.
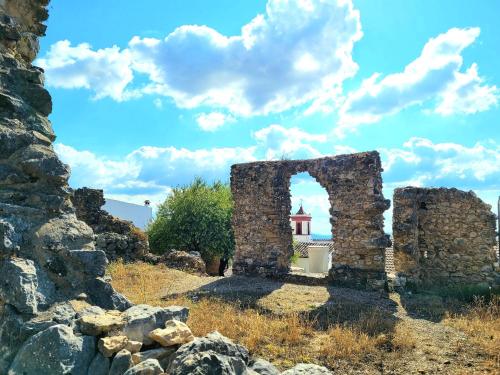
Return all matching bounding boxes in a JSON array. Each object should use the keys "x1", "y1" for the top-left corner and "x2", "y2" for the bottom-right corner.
[
  {"x1": 107, "y1": 261, "x2": 417, "y2": 369},
  {"x1": 444, "y1": 295, "x2": 500, "y2": 370}
]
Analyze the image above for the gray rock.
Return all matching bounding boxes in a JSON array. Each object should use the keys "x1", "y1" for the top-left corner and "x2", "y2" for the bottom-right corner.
[
  {"x1": 122, "y1": 304, "x2": 189, "y2": 345},
  {"x1": 0, "y1": 305, "x2": 27, "y2": 374},
  {"x1": 86, "y1": 277, "x2": 133, "y2": 311},
  {"x1": 281, "y1": 364, "x2": 333, "y2": 375},
  {"x1": 168, "y1": 331, "x2": 250, "y2": 375},
  {"x1": 169, "y1": 350, "x2": 248, "y2": 375},
  {"x1": 124, "y1": 359, "x2": 163, "y2": 375},
  {"x1": 250, "y1": 358, "x2": 280, "y2": 375},
  {"x1": 0, "y1": 257, "x2": 38, "y2": 314},
  {"x1": 69, "y1": 249, "x2": 108, "y2": 277},
  {"x1": 8, "y1": 324, "x2": 96, "y2": 375},
  {"x1": 87, "y1": 352, "x2": 110, "y2": 375},
  {"x1": 0, "y1": 219, "x2": 19, "y2": 255},
  {"x1": 109, "y1": 349, "x2": 134, "y2": 375},
  {"x1": 132, "y1": 347, "x2": 176, "y2": 369}
]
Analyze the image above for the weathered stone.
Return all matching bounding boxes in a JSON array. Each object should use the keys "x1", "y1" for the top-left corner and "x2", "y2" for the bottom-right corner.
[
  {"x1": 281, "y1": 363, "x2": 333, "y2": 374},
  {"x1": 230, "y1": 153, "x2": 390, "y2": 290},
  {"x1": 125, "y1": 340, "x2": 142, "y2": 353},
  {"x1": 0, "y1": 257, "x2": 38, "y2": 314},
  {"x1": 98, "y1": 335, "x2": 129, "y2": 357},
  {"x1": 148, "y1": 319, "x2": 194, "y2": 347},
  {"x1": 168, "y1": 331, "x2": 250, "y2": 375},
  {"x1": 109, "y1": 349, "x2": 133, "y2": 375},
  {"x1": 249, "y1": 358, "x2": 280, "y2": 375},
  {"x1": 169, "y1": 350, "x2": 248, "y2": 375},
  {"x1": 8, "y1": 324, "x2": 95, "y2": 375},
  {"x1": 72, "y1": 187, "x2": 149, "y2": 262},
  {"x1": 159, "y1": 250, "x2": 207, "y2": 274},
  {"x1": 393, "y1": 187, "x2": 498, "y2": 287},
  {"x1": 86, "y1": 277, "x2": 133, "y2": 311},
  {"x1": 124, "y1": 359, "x2": 163, "y2": 375},
  {"x1": 132, "y1": 347, "x2": 177, "y2": 367},
  {"x1": 88, "y1": 352, "x2": 110, "y2": 375},
  {"x1": 78, "y1": 309, "x2": 124, "y2": 336},
  {"x1": 69, "y1": 249, "x2": 108, "y2": 278},
  {"x1": 122, "y1": 304, "x2": 189, "y2": 345}
]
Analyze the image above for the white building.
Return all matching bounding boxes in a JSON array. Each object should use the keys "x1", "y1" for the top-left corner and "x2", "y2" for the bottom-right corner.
[
  {"x1": 290, "y1": 203, "x2": 333, "y2": 274},
  {"x1": 103, "y1": 198, "x2": 153, "y2": 230},
  {"x1": 290, "y1": 204, "x2": 312, "y2": 242}
]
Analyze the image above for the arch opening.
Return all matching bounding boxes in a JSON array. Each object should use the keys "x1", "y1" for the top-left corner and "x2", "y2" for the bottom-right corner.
[{"x1": 288, "y1": 171, "x2": 332, "y2": 277}]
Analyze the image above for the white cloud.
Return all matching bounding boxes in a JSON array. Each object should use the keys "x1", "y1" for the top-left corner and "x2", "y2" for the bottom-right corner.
[
  {"x1": 253, "y1": 124, "x2": 327, "y2": 160},
  {"x1": 338, "y1": 27, "x2": 498, "y2": 131},
  {"x1": 37, "y1": 40, "x2": 134, "y2": 101},
  {"x1": 381, "y1": 137, "x2": 500, "y2": 189},
  {"x1": 195, "y1": 112, "x2": 235, "y2": 132},
  {"x1": 435, "y1": 63, "x2": 498, "y2": 115},
  {"x1": 55, "y1": 142, "x2": 256, "y2": 206},
  {"x1": 39, "y1": 0, "x2": 362, "y2": 117},
  {"x1": 54, "y1": 143, "x2": 139, "y2": 187}
]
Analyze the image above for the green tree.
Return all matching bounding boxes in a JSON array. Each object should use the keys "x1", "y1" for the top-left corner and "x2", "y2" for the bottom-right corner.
[{"x1": 147, "y1": 177, "x2": 235, "y2": 262}]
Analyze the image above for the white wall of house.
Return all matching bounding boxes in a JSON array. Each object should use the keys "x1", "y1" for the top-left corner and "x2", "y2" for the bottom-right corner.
[{"x1": 103, "y1": 198, "x2": 153, "y2": 230}]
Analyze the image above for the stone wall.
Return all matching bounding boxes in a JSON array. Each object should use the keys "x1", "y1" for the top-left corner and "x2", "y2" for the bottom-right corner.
[
  {"x1": 392, "y1": 187, "x2": 499, "y2": 287},
  {"x1": 72, "y1": 187, "x2": 149, "y2": 262},
  {"x1": 230, "y1": 152, "x2": 391, "y2": 290},
  {"x1": 0, "y1": 1, "x2": 134, "y2": 371}
]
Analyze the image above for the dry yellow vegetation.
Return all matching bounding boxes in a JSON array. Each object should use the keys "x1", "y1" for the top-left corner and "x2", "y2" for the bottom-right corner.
[
  {"x1": 108, "y1": 261, "x2": 419, "y2": 370},
  {"x1": 444, "y1": 295, "x2": 500, "y2": 369},
  {"x1": 108, "y1": 261, "x2": 499, "y2": 373}
]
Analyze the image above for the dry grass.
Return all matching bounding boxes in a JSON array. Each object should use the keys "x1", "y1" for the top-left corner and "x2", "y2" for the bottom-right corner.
[
  {"x1": 444, "y1": 295, "x2": 500, "y2": 369},
  {"x1": 108, "y1": 261, "x2": 419, "y2": 370}
]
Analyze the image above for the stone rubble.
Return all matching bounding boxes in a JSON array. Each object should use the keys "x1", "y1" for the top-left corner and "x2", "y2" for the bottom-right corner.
[
  {"x1": 148, "y1": 319, "x2": 195, "y2": 347},
  {"x1": 72, "y1": 187, "x2": 149, "y2": 262}
]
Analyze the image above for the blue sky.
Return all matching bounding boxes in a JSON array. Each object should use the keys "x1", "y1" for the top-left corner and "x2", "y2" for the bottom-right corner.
[{"x1": 39, "y1": 0, "x2": 500, "y2": 234}]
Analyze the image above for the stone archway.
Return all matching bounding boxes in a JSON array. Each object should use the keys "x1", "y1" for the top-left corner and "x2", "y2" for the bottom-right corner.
[{"x1": 230, "y1": 152, "x2": 391, "y2": 290}]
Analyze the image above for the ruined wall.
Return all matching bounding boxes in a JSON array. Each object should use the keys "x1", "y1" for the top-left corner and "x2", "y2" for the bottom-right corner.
[
  {"x1": 0, "y1": 1, "x2": 134, "y2": 371},
  {"x1": 231, "y1": 152, "x2": 391, "y2": 290},
  {"x1": 72, "y1": 188, "x2": 149, "y2": 262},
  {"x1": 393, "y1": 187, "x2": 499, "y2": 287}
]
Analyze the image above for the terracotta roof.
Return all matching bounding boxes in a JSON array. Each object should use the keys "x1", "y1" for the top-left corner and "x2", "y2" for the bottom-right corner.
[{"x1": 293, "y1": 241, "x2": 334, "y2": 257}]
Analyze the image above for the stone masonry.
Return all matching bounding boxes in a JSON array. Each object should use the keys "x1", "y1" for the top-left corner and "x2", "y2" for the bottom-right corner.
[
  {"x1": 0, "y1": 2, "x2": 330, "y2": 373},
  {"x1": 392, "y1": 187, "x2": 499, "y2": 287},
  {"x1": 230, "y1": 152, "x2": 391, "y2": 290},
  {"x1": 72, "y1": 187, "x2": 149, "y2": 262}
]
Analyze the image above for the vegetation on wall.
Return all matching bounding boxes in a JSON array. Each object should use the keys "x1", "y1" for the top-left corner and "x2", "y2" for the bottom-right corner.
[{"x1": 147, "y1": 177, "x2": 235, "y2": 262}]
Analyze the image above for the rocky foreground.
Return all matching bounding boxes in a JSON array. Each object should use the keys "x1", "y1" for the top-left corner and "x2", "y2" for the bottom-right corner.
[{"x1": 7, "y1": 301, "x2": 332, "y2": 374}]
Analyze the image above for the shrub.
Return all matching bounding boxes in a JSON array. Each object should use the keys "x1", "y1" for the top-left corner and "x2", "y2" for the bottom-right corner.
[{"x1": 147, "y1": 177, "x2": 234, "y2": 262}]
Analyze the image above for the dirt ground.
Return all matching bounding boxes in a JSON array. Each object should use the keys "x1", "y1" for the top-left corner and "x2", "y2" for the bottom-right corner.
[{"x1": 110, "y1": 262, "x2": 499, "y2": 374}]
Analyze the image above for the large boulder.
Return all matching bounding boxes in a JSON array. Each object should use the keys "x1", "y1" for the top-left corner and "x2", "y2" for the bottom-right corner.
[
  {"x1": 168, "y1": 331, "x2": 250, "y2": 375},
  {"x1": 121, "y1": 304, "x2": 189, "y2": 345},
  {"x1": 0, "y1": 257, "x2": 38, "y2": 314},
  {"x1": 169, "y1": 350, "x2": 248, "y2": 375},
  {"x1": 8, "y1": 324, "x2": 96, "y2": 375}
]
